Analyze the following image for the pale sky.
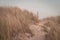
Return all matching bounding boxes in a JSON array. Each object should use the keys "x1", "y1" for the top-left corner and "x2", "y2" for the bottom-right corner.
[{"x1": 0, "y1": 0, "x2": 60, "y2": 19}]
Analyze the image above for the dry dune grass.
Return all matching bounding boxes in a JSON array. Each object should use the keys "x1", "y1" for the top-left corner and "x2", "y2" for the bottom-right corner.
[
  {"x1": 0, "y1": 7, "x2": 39, "y2": 40},
  {"x1": 0, "y1": 6, "x2": 60, "y2": 40},
  {"x1": 43, "y1": 16, "x2": 60, "y2": 24},
  {"x1": 28, "y1": 16, "x2": 60, "y2": 40},
  {"x1": 41, "y1": 16, "x2": 60, "y2": 40},
  {"x1": 46, "y1": 21, "x2": 60, "y2": 40}
]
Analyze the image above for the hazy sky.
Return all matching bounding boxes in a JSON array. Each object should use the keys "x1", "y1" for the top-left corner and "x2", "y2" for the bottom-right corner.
[{"x1": 0, "y1": 0, "x2": 60, "y2": 19}]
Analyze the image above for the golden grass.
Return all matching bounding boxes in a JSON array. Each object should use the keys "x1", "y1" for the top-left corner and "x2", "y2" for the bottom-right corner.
[
  {"x1": 0, "y1": 6, "x2": 60, "y2": 40},
  {"x1": 0, "y1": 7, "x2": 39, "y2": 40},
  {"x1": 42, "y1": 16, "x2": 60, "y2": 40}
]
